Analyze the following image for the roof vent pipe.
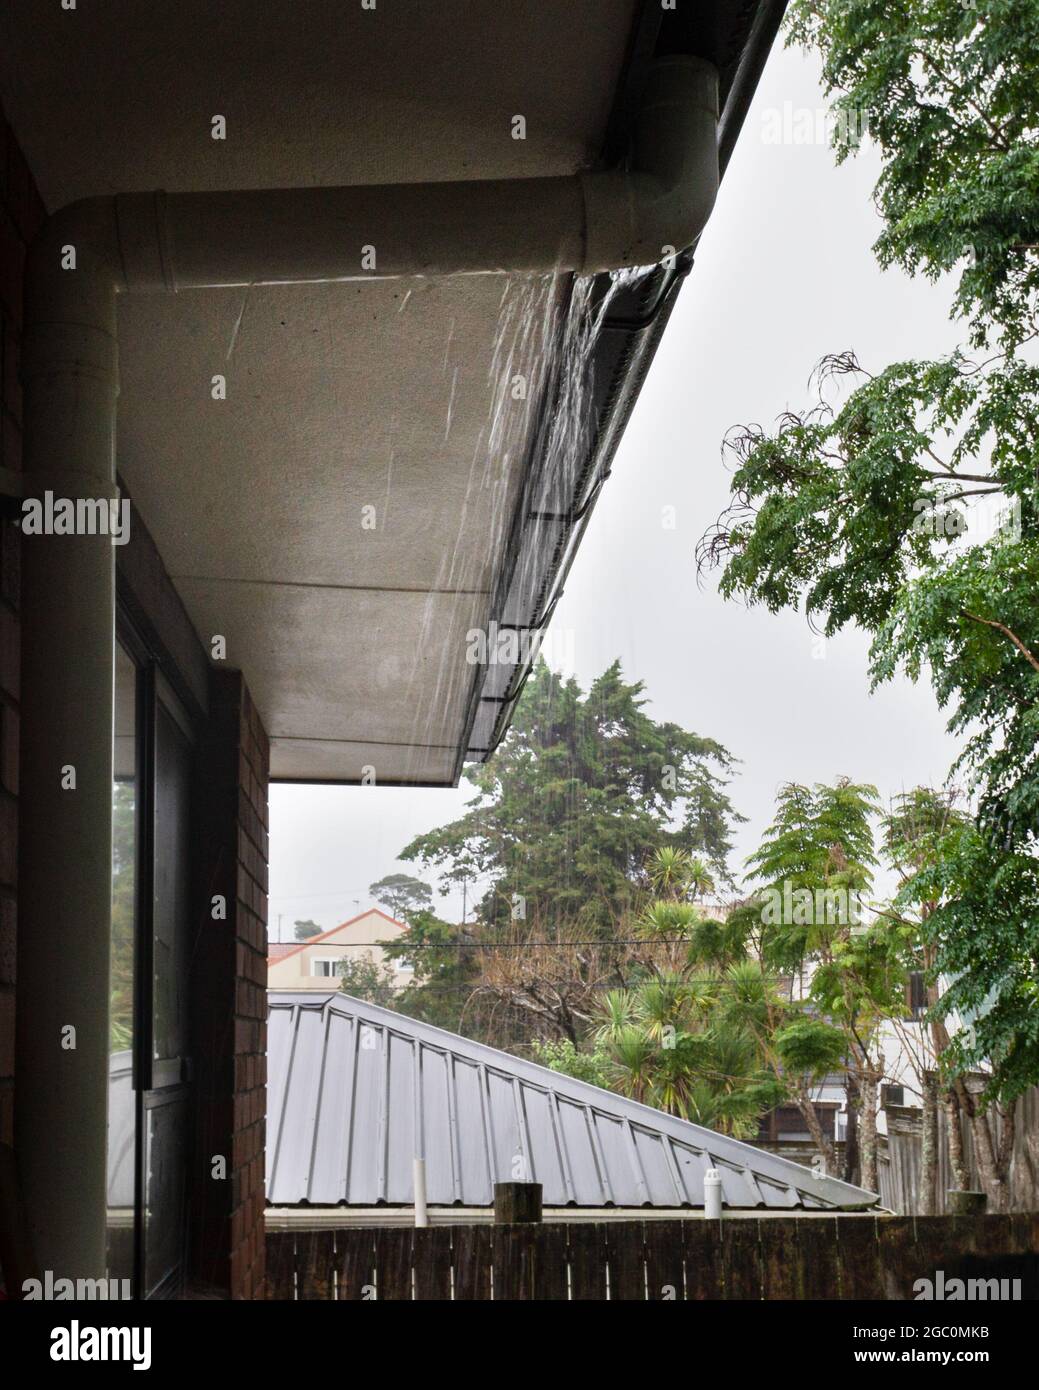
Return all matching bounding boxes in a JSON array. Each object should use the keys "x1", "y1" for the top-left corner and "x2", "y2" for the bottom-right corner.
[{"x1": 704, "y1": 1168, "x2": 723, "y2": 1220}]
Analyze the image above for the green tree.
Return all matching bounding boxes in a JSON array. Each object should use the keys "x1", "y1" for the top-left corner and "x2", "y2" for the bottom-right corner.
[
  {"x1": 718, "y1": 958, "x2": 848, "y2": 1168},
  {"x1": 368, "y1": 873, "x2": 433, "y2": 921},
  {"x1": 399, "y1": 660, "x2": 743, "y2": 1044},
  {"x1": 530, "y1": 1037, "x2": 614, "y2": 1089},
  {"x1": 337, "y1": 955, "x2": 399, "y2": 1009},
  {"x1": 589, "y1": 849, "x2": 783, "y2": 1137},
  {"x1": 888, "y1": 792, "x2": 1031, "y2": 1207},
  {"x1": 592, "y1": 976, "x2": 782, "y2": 1137},
  {"x1": 743, "y1": 779, "x2": 903, "y2": 1190},
  {"x1": 293, "y1": 919, "x2": 323, "y2": 941},
  {"x1": 699, "y1": 0, "x2": 1039, "y2": 1097},
  {"x1": 382, "y1": 909, "x2": 480, "y2": 1034},
  {"x1": 880, "y1": 787, "x2": 970, "y2": 1209},
  {"x1": 402, "y1": 658, "x2": 741, "y2": 933},
  {"x1": 786, "y1": 0, "x2": 1039, "y2": 354}
]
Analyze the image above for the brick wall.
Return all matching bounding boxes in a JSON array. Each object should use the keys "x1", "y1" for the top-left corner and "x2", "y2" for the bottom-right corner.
[
  {"x1": 193, "y1": 669, "x2": 269, "y2": 1300},
  {"x1": 232, "y1": 678, "x2": 269, "y2": 1300},
  {"x1": 0, "y1": 108, "x2": 46, "y2": 1148}
]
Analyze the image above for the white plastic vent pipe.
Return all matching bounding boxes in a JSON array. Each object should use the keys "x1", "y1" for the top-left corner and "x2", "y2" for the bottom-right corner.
[
  {"x1": 16, "y1": 54, "x2": 718, "y2": 1282},
  {"x1": 704, "y1": 1168, "x2": 723, "y2": 1220}
]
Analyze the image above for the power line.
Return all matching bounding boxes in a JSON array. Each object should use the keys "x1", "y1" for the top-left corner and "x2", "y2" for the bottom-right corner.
[{"x1": 280, "y1": 937, "x2": 785, "y2": 954}]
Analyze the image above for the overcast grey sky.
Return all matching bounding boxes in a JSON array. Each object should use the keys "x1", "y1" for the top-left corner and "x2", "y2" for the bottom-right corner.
[{"x1": 269, "y1": 41, "x2": 963, "y2": 941}]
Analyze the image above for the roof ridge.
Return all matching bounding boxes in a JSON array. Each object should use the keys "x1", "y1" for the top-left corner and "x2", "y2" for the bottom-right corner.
[{"x1": 267, "y1": 906, "x2": 406, "y2": 965}]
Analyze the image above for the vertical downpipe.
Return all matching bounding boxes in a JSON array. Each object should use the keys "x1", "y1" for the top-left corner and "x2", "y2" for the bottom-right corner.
[{"x1": 16, "y1": 238, "x2": 119, "y2": 1280}]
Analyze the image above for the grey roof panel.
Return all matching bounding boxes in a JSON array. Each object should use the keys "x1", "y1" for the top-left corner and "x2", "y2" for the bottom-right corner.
[{"x1": 265, "y1": 991, "x2": 879, "y2": 1210}]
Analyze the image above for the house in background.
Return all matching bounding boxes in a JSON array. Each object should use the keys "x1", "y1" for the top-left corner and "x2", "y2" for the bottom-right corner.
[{"x1": 267, "y1": 908, "x2": 411, "y2": 992}]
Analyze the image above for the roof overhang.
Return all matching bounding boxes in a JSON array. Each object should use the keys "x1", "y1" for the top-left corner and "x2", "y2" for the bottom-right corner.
[{"x1": 1, "y1": 1, "x2": 784, "y2": 785}]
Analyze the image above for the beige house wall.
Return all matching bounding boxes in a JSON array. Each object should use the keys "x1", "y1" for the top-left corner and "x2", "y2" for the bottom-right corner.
[{"x1": 268, "y1": 908, "x2": 411, "y2": 991}]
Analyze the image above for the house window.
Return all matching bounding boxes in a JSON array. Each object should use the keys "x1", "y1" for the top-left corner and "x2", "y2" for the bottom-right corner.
[
  {"x1": 311, "y1": 958, "x2": 339, "y2": 978},
  {"x1": 906, "y1": 970, "x2": 928, "y2": 1021},
  {"x1": 757, "y1": 1103, "x2": 837, "y2": 1143}
]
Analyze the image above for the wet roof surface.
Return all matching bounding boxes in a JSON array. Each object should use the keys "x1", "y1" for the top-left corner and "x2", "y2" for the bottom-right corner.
[{"x1": 266, "y1": 991, "x2": 879, "y2": 1210}]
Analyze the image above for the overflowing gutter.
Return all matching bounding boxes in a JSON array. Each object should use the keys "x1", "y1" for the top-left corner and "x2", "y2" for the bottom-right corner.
[{"x1": 460, "y1": 0, "x2": 789, "y2": 769}]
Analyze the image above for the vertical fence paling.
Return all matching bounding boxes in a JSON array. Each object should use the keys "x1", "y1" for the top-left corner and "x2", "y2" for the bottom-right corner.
[
  {"x1": 265, "y1": 1214, "x2": 1039, "y2": 1300},
  {"x1": 879, "y1": 1083, "x2": 1039, "y2": 1215}
]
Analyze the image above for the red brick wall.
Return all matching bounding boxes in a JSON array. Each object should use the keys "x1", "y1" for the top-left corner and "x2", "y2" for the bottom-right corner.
[
  {"x1": 0, "y1": 108, "x2": 46, "y2": 1148},
  {"x1": 193, "y1": 670, "x2": 269, "y2": 1300},
  {"x1": 231, "y1": 679, "x2": 269, "y2": 1300}
]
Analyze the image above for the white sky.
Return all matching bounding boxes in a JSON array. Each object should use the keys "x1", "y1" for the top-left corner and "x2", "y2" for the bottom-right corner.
[{"x1": 269, "y1": 42, "x2": 963, "y2": 941}]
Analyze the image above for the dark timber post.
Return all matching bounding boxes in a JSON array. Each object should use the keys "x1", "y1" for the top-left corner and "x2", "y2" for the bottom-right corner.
[{"x1": 494, "y1": 1182, "x2": 543, "y2": 1223}]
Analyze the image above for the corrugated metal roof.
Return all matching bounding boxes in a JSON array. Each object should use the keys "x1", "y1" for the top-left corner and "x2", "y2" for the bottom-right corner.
[{"x1": 266, "y1": 991, "x2": 879, "y2": 1211}]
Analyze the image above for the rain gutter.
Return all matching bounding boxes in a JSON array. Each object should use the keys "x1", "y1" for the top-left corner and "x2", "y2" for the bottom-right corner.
[{"x1": 461, "y1": 0, "x2": 789, "y2": 769}]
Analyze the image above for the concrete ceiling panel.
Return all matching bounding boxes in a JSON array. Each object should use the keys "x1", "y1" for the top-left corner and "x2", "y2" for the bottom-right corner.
[
  {"x1": 1, "y1": 2, "x2": 635, "y2": 205},
  {"x1": 116, "y1": 276, "x2": 542, "y2": 594},
  {"x1": 176, "y1": 576, "x2": 486, "y2": 752}
]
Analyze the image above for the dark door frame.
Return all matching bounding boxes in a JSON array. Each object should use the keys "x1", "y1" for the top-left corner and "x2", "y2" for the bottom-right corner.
[{"x1": 116, "y1": 605, "x2": 197, "y2": 1300}]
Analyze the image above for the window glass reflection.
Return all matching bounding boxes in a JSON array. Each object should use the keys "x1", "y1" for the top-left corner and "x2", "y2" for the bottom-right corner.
[{"x1": 107, "y1": 642, "x2": 137, "y2": 1286}]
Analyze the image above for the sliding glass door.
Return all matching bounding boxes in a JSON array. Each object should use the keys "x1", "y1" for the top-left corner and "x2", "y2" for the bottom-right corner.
[
  {"x1": 106, "y1": 642, "x2": 139, "y2": 1286},
  {"x1": 108, "y1": 629, "x2": 195, "y2": 1298}
]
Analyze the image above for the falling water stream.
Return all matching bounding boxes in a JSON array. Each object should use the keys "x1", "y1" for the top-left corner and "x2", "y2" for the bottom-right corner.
[{"x1": 394, "y1": 266, "x2": 653, "y2": 778}]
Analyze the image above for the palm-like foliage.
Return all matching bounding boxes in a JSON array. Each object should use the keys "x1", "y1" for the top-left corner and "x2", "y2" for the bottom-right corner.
[
  {"x1": 637, "y1": 900, "x2": 701, "y2": 941},
  {"x1": 686, "y1": 856, "x2": 716, "y2": 900},
  {"x1": 594, "y1": 989, "x2": 635, "y2": 1047},
  {"x1": 647, "y1": 846, "x2": 717, "y2": 902},
  {"x1": 605, "y1": 1027, "x2": 657, "y2": 1105},
  {"x1": 594, "y1": 926, "x2": 777, "y2": 1132}
]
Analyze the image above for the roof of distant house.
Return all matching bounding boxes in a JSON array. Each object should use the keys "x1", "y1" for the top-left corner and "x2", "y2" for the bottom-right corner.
[{"x1": 266, "y1": 907, "x2": 405, "y2": 968}]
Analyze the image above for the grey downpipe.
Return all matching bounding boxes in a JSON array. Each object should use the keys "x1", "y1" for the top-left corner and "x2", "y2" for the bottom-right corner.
[
  {"x1": 31, "y1": 54, "x2": 719, "y2": 295},
  {"x1": 15, "y1": 54, "x2": 718, "y2": 1280}
]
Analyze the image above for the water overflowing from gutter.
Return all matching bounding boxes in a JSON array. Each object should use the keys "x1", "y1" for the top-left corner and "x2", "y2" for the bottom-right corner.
[{"x1": 397, "y1": 266, "x2": 654, "y2": 780}]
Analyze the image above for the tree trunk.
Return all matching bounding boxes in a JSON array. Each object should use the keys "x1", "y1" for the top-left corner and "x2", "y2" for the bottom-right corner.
[
  {"x1": 944, "y1": 1086, "x2": 969, "y2": 1193},
  {"x1": 995, "y1": 1099, "x2": 1017, "y2": 1203},
  {"x1": 859, "y1": 1073, "x2": 879, "y2": 1194},
  {"x1": 953, "y1": 1077, "x2": 1009, "y2": 1212},
  {"x1": 968, "y1": 1111, "x2": 1005, "y2": 1212},
  {"x1": 966, "y1": 1093, "x2": 1017, "y2": 1213},
  {"x1": 919, "y1": 1071, "x2": 938, "y2": 1215},
  {"x1": 795, "y1": 1091, "x2": 835, "y2": 1174},
  {"x1": 843, "y1": 1072, "x2": 860, "y2": 1186}
]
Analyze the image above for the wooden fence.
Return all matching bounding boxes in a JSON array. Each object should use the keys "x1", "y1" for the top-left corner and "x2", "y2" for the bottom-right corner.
[
  {"x1": 880, "y1": 1086, "x2": 1039, "y2": 1215},
  {"x1": 266, "y1": 1213, "x2": 1039, "y2": 1300}
]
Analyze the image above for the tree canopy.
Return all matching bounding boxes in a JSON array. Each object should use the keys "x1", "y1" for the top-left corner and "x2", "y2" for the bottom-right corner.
[
  {"x1": 401, "y1": 659, "x2": 743, "y2": 935},
  {"x1": 367, "y1": 873, "x2": 432, "y2": 921},
  {"x1": 699, "y1": 0, "x2": 1039, "y2": 1098},
  {"x1": 787, "y1": 0, "x2": 1039, "y2": 352}
]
